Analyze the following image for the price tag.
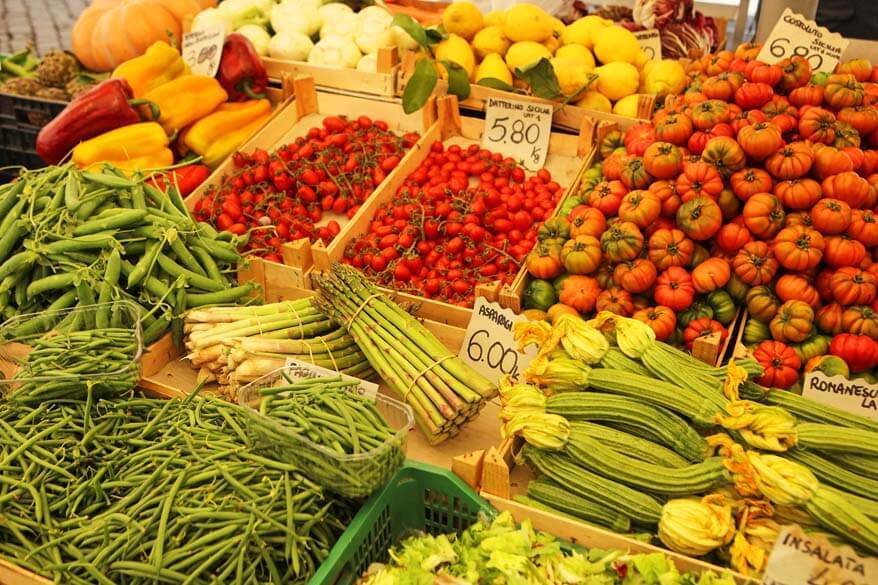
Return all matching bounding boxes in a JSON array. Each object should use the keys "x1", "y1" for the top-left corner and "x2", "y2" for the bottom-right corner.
[
  {"x1": 282, "y1": 357, "x2": 379, "y2": 400},
  {"x1": 801, "y1": 371, "x2": 878, "y2": 421},
  {"x1": 763, "y1": 524, "x2": 877, "y2": 585},
  {"x1": 458, "y1": 297, "x2": 536, "y2": 385},
  {"x1": 482, "y1": 96, "x2": 552, "y2": 172},
  {"x1": 633, "y1": 29, "x2": 662, "y2": 61},
  {"x1": 182, "y1": 25, "x2": 225, "y2": 77},
  {"x1": 756, "y1": 8, "x2": 849, "y2": 74}
]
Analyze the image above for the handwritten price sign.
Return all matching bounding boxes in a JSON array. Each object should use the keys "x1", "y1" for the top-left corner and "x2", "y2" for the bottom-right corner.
[
  {"x1": 757, "y1": 9, "x2": 849, "y2": 74},
  {"x1": 483, "y1": 97, "x2": 552, "y2": 172},
  {"x1": 633, "y1": 29, "x2": 662, "y2": 61},
  {"x1": 182, "y1": 26, "x2": 225, "y2": 77},
  {"x1": 283, "y1": 357, "x2": 379, "y2": 400},
  {"x1": 802, "y1": 371, "x2": 878, "y2": 421},
  {"x1": 458, "y1": 297, "x2": 536, "y2": 384},
  {"x1": 763, "y1": 525, "x2": 877, "y2": 585}
]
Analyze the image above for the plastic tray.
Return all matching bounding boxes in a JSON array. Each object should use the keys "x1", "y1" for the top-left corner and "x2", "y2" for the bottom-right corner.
[
  {"x1": 0, "y1": 91, "x2": 65, "y2": 173},
  {"x1": 309, "y1": 461, "x2": 494, "y2": 585},
  {"x1": 237, "y1": 366, "x2": 414, "y2": 498},
  {"x1": 0, "y1": 300, "x2": 143, "y2": 390}
]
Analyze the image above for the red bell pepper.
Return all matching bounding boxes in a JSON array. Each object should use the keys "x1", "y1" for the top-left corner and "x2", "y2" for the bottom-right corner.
[
  {"x1": 217, "y1": 33, "x2": 268, "y2": 101},
  {"x1": 148, "y1": 164, "x2": 210, "y2": 197},
  {"x1": 36, "y1": 79, "x2": 160, "y2": 165}
]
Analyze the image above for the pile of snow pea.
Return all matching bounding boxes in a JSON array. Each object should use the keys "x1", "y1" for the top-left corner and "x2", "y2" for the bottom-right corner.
[{"x1": 0, "y1": 164, "x2": 251, "y2": 347}]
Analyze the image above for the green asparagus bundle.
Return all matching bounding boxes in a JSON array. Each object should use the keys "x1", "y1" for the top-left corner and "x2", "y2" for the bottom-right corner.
[
  {"x1": 184, "y1": 298, "x2": 373, "y2": 389},
  {"x1": 312, "y1": 263, "x2": 496, "y2": 444}
]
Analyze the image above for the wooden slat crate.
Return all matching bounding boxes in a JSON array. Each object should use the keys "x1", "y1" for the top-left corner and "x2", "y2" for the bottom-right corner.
[{"x1": 262, "y1": 47, "x2": 399, "y2": 98}]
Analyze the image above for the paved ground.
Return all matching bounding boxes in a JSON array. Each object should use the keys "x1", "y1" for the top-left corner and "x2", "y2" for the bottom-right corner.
[{"x1": 1, "y1": 0, "x2": 87, "y2": 55}]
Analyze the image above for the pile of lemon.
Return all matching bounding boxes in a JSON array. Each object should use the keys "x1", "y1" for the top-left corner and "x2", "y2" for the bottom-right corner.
[{"x1": 437, "y1": 2, "x2": 686, "y2": 116}]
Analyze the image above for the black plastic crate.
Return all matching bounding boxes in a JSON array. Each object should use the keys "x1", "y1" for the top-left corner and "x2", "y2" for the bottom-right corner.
[{"x1": 0, "y1": 91, "x2": 66, "y2": 171}]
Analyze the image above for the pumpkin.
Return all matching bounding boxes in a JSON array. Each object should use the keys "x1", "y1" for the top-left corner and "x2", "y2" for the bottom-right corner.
[
  {"x1": 676, "y1": 196, "x2": 723, "y2": 241},
  {"x1": 742, "y1": 192, "x2": 785, "y2": 239},
  {"x1": 812, "y1": 145, "x2": 854, "y2": 180},
  {"x1": 822, "y1": 172, "x2": 872, "y2": 209},
  {"x1": 776, "y1": 274, "x2": 821, "y2": 308},
  {"x1": 830, "y1": 333, "x2": 877, "y2": 372},
  {"x1": 683, "y1": 318, "x2": 727, "y2": 350},
  {"x1": 595, "y1": 287, "x2": 635, "y2": 317},
  {"x1": 72, "y1": 0, "x2": 213, "y2": 72},
  {"x1": 798, "y1": 107, "x2": 837, "y2": 144},
  {"x1": 778, "y1": 56, "x2": 812, "y2": 92},
  {"x1": 816, "y1": 302, "x2": 845, "y2": 334},
  {"x1": 847, "y1": 209, "x2": 878, "y2": 247},
  {"x1": 587, "y1": 180, "x2": 627, "y2": 217},
  {"x1": 558, "y1": 275, "x2": 601, "y2": 314},
  {"x1": 823, "y1": 235, "x2": 866, "y2": 268},
  {"x1": 715, "y1": 222, "x2": 753, "y2": 254},
  {"x1": 702, "y1": 72, "x2": 744, "y2": 101},
  {"x1": 733, "y1": 241, "x2": 778, "y2": 286},
  {"x1": 765, "y1": 142, "x2": 813, "y2": 180},
  {"x1": 737, "y1": 122, "x2": 783, "y2": 161},
  {"x1": 838, "y1": 105, "x2": 878, "y2": 135},
  {"x1": 753, "y1": 340, "x2": 802, "y2": 389},
  {"x1": 613, "y1": 259, "x2": 657, "y2": 294},
  {"x1": 789, "y1": 85, "x2": 824, "y2": 107},
  {"x1": 646, "y1": 228, "x2": 692, "y2": 271},
  {"x1": 674, "y1": 161, "x2": 724, "y2": 202},
  {"x1": 772, "y1": 226, "x2": 825, "y2": 271},
  {"x1": 701, "y1": 136, "x2": 747, "y2": 179},
  {"x1": 825, "y1": 73, "x2": 865, "y2": 109},
  {"x1": 522, "y1": 279, "x2": 557, "y2": 311},
  {"x1": 804, "y1": 354, "x2": 851, "y2": 379},
  {"x1": 654, "y1": 113, "x2": 694, "y2": 146},
  {"x1": 774, "y1": 178, "x2": 822, "y2": 210},
  {"x1": 619, "y1": 157, "x2": 654, "y2": 190},
  {"x1": 692, "y1": 257, "x2": 730, "y2": 293},
  {"x1": 810, "y1": 198, "x2": 852, "y2": 234},
  {"x1": 744, "y1": 319, "x2": 772, "y2": 345},
  {"x1": 746, "y1": 285, "x2": 781, "y2": 323},
  {"x1": 600, "y1": 221, "x2": 644, "y2": 263},
  {"x1": 525, "y1": 242, "x2": 564, "y2": 279},
  {"x1": 842, "y1": 305, "x2": 878, "y2": 338},
  {"x1": 654, "y1": 266, "x2": 695, "y2": 311},
  {"x1": 735, "y1": 82, "x2": 774, "y2": 109},
  {"x1": 618, "y1": 190, "x2": 661, "y2": 228},
  {"x1": 730, "y1": 167, "x2": 774, "y2": 201},
  {"x1": 642, "y1": 142, "x2": 683, "y2": 180},
  {"x1": 770, "y1": 300, "x2": 815, "y2": 343},
  {"x1": 561, "y1": 235, "x2": 602, "y2": 275},
  {"x1": 648, "y1": 181, "x2": 682, "y2": 218},
  {"x1": 632, "y1": 305, "x2": 676, "y2": 341}
]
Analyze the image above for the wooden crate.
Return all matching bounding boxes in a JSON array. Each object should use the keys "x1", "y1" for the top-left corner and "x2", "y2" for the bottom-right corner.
[{"x1": 263, "y1": 47, "x2": 399, "y2": 98}]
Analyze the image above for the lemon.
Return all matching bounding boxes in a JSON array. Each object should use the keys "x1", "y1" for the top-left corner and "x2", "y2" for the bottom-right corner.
[
  {"x1": 574, "y1": 91, "x2": 612, "y2": 113},
  {"x1": 555, "y1": 44, "x2": 595, "y2": 70},
  {"x1": 613, "y1": 94, "x2": 642, "y2": 117},
  {"x1": 543, "y1": 17, "x2": 564, "y2": 53},
  {"x1": 484, "y1": 10, "x2": 505, "y2": 27},
  {"x1": 476, "y1": 52, "x2": 513, "y2": 86},
  {"x1": 503, "y1": 4, "x2": 553, "y2": 43},
  {"x1": 640, "y1": 59, "x2": 687, "y2": 96},
  {"x1": 442, "y1": 2, "x2": 484, "y2": 41},
  {"x1": 561, "y1": 15, "x2": 610, "y2": 49},
  {"x1": 635, "y1": 50, "x2": 649, "y2": 69},
  {"x1": 550, "y1": 56, "x2": 595, "y2": 98},
  {"x1": 593, "y1": 25, "x2": 641, "y2": 65},
  {"x1": 595, "y1": 61, "x2": 639, "y2": 101},
  {"x1": 472, "y1": 25, "x2": 510, "y2": 59},
  {"x1": 435, "y1": 33, "x2": 476, "y2": 76},
  {"x1": 505, "y1": 41, "x2": 552, "y2": 74}
]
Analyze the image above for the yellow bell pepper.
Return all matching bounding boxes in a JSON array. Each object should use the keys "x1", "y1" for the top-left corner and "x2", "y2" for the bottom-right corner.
[
  {"x1": 142, "y1": 75, "x2": 229, "y2": 134},
  {"x1": 72, "y1": 122, "x2": 170, "y2": 169},
  {"x1": 85, "y1": 150, "x2": 175, "y2": 174},
  {"x1": 111, "y1": 41, "x2": 190, "y2": 98},
  {"x1": 182, "y1": 99, "x2": 272, "y2": 168}
]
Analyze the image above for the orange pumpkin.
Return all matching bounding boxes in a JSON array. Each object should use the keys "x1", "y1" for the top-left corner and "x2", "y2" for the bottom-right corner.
[
  {"x1": 830, "y1": 266, "x2": 877, "y2": 305},
  {"x1": 823, "y1": 235, "x2": 867, "y2": 268},
  {"x1": 632, "y1": 305, "x2": 677, "y2": 341},
  {"x1": 776, "y1": 274, "x2": 821, "y2": 308},
  {"x1": 733, "y1": 241, "x2": 778, "y2": 286},
  {"x1": 72, "y1": 0, "x2": 214, "y2": 72},
  {"x1": 595, "y1": 287, "x2": 635, "y2": 317},
  {"x1": 772, "y1": 226, "x2": 825, "y2": 271},
  {"x1": 742, "y1": 192, "x2": 785, "y2": 239},
  {"x1": 558, "y1": 275, "x2": 601, "y2": 314},
  {"x1": 847, "y1": 209, "x2": 878, "y2": 247},
  {"x1": 568, "y1": 206, "x2": 607, "y2": 238},
  {"x1": 774, "y1": 178, "x2": 822, "y2": 210},
  {"x1": 822, "y1": 172, "x2": 872, "y2": 209},
  {"x1": 730, "y1": 167, "x2": 774, "y2": 201},
  {"x1": 613, "y1": 259, "x2": 657, "y2": 294},
  {"x1": 691, "y1": 257, "x2": 731, "y2": 293},
  {"x1": 811, "y1": 198, "x2": 852, "y2": 234}
]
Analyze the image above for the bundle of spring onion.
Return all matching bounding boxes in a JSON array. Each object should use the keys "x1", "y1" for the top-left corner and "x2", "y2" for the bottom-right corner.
[
  {"x1": 312, "y1": 263, "x2": 496, "y2": 444},
  {"x1": 240, "y1": 374, "x2": 409, "y2": 497},
  {"x1": 184, "y1": 299, "x2": 373, "y2": 389},
  {"x1": 0, "y1": 391, "x2": 354, "y2": 583},
  {"x1": 0, "y1": 164, "x2": 246, "y2": 346}
]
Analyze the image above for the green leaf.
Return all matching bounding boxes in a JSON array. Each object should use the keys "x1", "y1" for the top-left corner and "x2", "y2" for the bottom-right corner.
[
  {"x1": 476, "y1": 77, "x2": 515, "y2": 92},
  {"x1": 514, "y1": 58, "x2": 562, "y2": 101},
  {"x1": 425, "y1": 27, "x2": 445, "y2": 45},
  {"x1": 402, "y1": 59, "x2": 438, "y2": 114},
  {"x1": 440, "y1": 60, "x2": 471, "y2": 101},
  {"x1": 391, "y1": 14, "x2": 430, "y2": 48}
]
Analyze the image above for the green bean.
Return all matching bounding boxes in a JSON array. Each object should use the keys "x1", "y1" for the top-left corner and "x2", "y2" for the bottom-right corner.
[
  {"x1": 25, "y1": 271, "x2": 79, "y2": 298},
  {"x1": 73, "y1": 209, "x2": 147, "y2": 236},
  {"x1": 184, "y1": 283, "x2": 256, "y2": 308},
  {"x1": 156, "y1": 254, "x2": 224, "y2": 292}
]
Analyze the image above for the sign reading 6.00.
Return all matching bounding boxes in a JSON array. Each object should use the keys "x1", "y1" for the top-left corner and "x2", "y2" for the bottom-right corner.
[
  {"x1": 482, "y1": 97, "x2": 552, "y2": 172},
  {"x1": 465, "y1": 329, "x2": 520, "y2": 377},
  {"x1": 756, "y1": 9, "x2": 849, "y2": 74},
  {"x1": 458, "y1": 297, "x2": 536, "y2": 384}
]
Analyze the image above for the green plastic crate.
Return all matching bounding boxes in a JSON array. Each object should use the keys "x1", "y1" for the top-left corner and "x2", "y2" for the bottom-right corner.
[{"x1": 309, "y1": 460, "x2": 495, "y2": 585}]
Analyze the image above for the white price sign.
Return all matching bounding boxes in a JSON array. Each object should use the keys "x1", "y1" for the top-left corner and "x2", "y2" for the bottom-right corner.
[
  {"x1": 633, "y1": 29, "x2": 662, "y2": 61},
  {"x1": 763, "y1": 525, "x2": 877, "y2": 585},
  {"x1": 802, "y1": 371, "x2": 878, "y2": 421},
  {"x1": 482, "y1": 97, "x2": 552, "y2": 172},
  {"x1": 756, "y1": 9, "x2": 849, "y2": 74},
  {"x1": 458, "y1": 297, "x2": 536, "y2": 384},
  {"x1": 182, "y1": 25, "x2": 225, "y2": 77},
  {"x1": 283, "y1": 357, "x2": 379, "y2": 400}
]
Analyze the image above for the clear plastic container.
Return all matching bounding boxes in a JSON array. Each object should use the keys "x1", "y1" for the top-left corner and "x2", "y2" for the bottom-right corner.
[
  {"x1": 0, "y1": 300, "x2": 143, "y2": 395},
  {"x1": 238, "y1": 366, "x2": 414, "y2": 499}
]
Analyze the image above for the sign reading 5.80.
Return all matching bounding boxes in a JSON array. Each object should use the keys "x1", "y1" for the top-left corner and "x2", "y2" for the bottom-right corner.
[
  {"x1": 458, "y1": 297, "x2": 536, "y2": 384},
  {"x1": 756, "y1": 9, "x2": 849, "y2": 74},
  {"x1": 483, "y1": 97, "x2": 552, "y2": 172}
]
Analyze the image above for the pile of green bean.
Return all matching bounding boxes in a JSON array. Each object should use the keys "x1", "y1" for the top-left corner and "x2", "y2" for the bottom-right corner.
[
  {"x1": 0, "y1": 163, "x2": 249, "y2": 347},
  {"x1": 0, "y1": 391, "x2": 354, "y2": 584},
  {"x1": 243, "y1": 375, "x2": 408, "y2": 498}
]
